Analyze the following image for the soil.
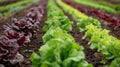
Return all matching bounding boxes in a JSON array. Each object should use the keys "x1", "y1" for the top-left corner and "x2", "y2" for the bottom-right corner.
[
  {"x1": 0, "y1": 1, "x2": 47, "y2": 67},
  {"x1": 101, "y1": 20, "x2": 120, "y2": 39}
]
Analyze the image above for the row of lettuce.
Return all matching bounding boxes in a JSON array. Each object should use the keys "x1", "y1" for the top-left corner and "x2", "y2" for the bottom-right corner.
[
  {"x1": 30, "y1": 0, "x2": 93, "y2": 67},
  {"x1": 63, "y1": 0, "x2": 120, "y2": 27},
  {"x1": 0, "y1": 0, "x2": 47, "y2": 65},
  {"x1": 0, "y1": 0, "x2": 40, "y2": 16},
  {"x1": 72, "y1": 0, "x2": 120, "y2": 13},
  {"x1": 57, "y1": 0, "x2": 120, "y2": 66}
]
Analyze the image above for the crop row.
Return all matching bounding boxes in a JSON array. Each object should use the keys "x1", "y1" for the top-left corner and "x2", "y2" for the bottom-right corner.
[
  {"x1": 0, "y1": 0, "x2": 40, "y2": 16},
  {"x1": 30, "y1": 0, "x2": 93, "y2": 67},
  {"x1": 56, "y1": 0, "x2": 120, "y2": 66},
  {"x1": 0, "y1": 0, "x2": 119, "y2": 66},
  {"x1": 0, "y1": 0, "x2": 47, "y2": 66},
  {"x1": 73, "y1": 0, "x2": 120, "y2": 13},
  {"x1": 62, "y1": 0, "x2": 120, "y2": 27}
]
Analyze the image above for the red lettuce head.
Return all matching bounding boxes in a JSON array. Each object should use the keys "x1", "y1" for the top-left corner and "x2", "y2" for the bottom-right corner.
[{"x1": 0, "y1": 36, "x2": 19, "y2": 60}]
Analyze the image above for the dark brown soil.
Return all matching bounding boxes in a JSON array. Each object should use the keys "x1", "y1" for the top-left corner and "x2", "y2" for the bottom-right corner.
[
  {"x1": 101, "y1": 20, "x2": 120, "y2": 39},
  {"x1": 0, "y1": 1, "x2": 47, "y2": 67}
]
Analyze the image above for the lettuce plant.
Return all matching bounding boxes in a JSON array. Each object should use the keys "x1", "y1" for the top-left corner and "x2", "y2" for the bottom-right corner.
[
  {"x1": 43, "y1": 0, "x2": 72, "y2": 32},
  {"x1": 84, "y1": 24, "x2": 120, "y2": 62},
  {"x1": 0, "y1": 0, "x2": 47, "y2": 65},
  {"x1": 56, "y1": 0, "x2": 101, "y2": 32},
  {"x1": 31, "y1": 27, "x2": 93, "y2": 67},
  {"x1": 43, "y1": 27, "x2": 75, "y2": 43},
  {"x1": 31, "y1": 0, "x2": 92, "y2": 67}
]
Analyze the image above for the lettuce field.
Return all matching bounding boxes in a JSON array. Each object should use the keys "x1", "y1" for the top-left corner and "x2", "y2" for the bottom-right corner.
[{"x1": 0, "y1": 0, "x2": 120, "y2": 67}]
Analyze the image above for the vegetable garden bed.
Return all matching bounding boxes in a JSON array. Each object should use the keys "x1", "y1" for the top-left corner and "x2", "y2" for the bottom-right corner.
[{"x1": 0, "y1": 0, "x2": 120, "y2": 67}]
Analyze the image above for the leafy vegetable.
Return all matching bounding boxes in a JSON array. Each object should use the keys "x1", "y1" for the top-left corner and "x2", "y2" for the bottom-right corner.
[
  {"x1": 84, "y1": 24, "x2": 120, "y2": 60},
  {"x1": 31, "y1": 0, "x2": 92, "y2": 67},
  {"x1": 0, "y1": 0, "x2": 47, "y2": 64},
  {"x1": 43, "y1": 27, "x2": 75, "y2": 43},
  {"x1": 110, "y1": 58, "x2": 120, "y2": 67},
  {"x1": 31, "y1": 33, "x2": 93, "y2": 67},
  {"x1": 80, "y1": 24, "x2": 120, "y2": 66},
  {"x1": 63, "y1": 0, "x2": 120, "y2": 26},
  {"x1": 43, "y1": 0, "x2": 72, "y2": 32},
  {"x1": 77, "y1": 17, "x2": 100, "y2": 32},
  {"x1": 56, "y1": 0, "x2": 101, "y2": 32},
  {"x1": 0, "y1": 36, "x2": 19, "y2": 60},
  {"x1": 57, "y1": 0, "x2": 120, "y2": 66}
]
